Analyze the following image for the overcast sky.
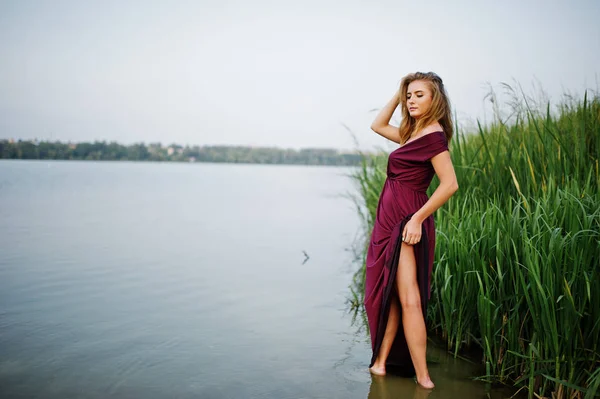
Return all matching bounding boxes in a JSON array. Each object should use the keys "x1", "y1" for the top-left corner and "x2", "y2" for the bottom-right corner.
[{"x1": 1, "y1": 0, "x2": 599, "y2": 152}]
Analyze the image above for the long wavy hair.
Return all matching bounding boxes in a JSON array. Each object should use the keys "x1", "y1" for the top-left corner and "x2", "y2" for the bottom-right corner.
[{"x1": 398, "y1": 72, "x2": 453, "y2": 145}]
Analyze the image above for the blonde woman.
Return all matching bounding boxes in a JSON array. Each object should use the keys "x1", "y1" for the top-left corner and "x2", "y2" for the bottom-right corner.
[{"x1": 364, "y1": 72, "x2": 459, "y2": 389}]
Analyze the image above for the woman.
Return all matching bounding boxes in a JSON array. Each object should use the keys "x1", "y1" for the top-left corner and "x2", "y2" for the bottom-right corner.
[{"x1": 364, "y1": 72, "x2": 459, "y2": 389}]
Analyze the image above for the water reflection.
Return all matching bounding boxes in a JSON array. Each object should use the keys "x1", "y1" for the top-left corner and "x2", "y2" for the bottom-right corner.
[{"x1": 368, "y1": 375, "x2": 433, "y2": 399}]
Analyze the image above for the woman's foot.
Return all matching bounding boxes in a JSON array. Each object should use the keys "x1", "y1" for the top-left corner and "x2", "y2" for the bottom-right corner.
[
  {"x1": 369, "y1": 364, "x2": 386, "y2": 376},
  {"x1": 415, "y1": 376, "x2": 435, "y2": 389}
]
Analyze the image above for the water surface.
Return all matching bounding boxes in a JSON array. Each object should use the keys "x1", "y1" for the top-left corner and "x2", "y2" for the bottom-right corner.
[{"x1": 0, "y1": 160, "x2": 518, "y2": 398}]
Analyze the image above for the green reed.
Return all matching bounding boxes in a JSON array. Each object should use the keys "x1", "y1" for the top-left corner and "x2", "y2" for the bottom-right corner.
[{"x1": 347, "y1": 87, "x2": 600, "y2": 398}]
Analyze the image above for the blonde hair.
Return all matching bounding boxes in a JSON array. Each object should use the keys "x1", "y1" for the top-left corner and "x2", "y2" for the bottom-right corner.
[{"x1": 398, "y1": 72, "x2": 453, "y2": 144}]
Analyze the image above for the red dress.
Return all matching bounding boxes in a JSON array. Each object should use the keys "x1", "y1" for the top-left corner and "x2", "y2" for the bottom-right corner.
[{"x1": 363, "y1": 130, "x2": 449, "y2": 373}]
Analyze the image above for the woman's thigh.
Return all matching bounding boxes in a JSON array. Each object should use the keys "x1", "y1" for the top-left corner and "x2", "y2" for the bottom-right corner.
[{"x1": 396, "y1": 242, "x2": 421, "y2": 308}]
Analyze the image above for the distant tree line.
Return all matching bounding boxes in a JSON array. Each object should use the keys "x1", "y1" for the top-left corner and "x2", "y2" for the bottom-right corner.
[{"x1": 0, "y1": 139, "x2": 367, "y2": 166}]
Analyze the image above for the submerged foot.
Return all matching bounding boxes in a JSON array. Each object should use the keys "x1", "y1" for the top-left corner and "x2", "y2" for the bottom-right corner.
[
  {"x1": 369, "y1": 365, "x2": 386, "y2": 376},
  {"x1": 415, "y1": 376, "x2": 435, "y2": 389}
]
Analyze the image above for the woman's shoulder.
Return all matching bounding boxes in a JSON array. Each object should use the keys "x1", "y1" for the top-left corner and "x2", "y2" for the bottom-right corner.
[
  {"x1": 418, "y1": 123, "x2": 444, "y2": 136},
  {"x1": 406, "y1": 126, "x2": 445, "y2": 144}
]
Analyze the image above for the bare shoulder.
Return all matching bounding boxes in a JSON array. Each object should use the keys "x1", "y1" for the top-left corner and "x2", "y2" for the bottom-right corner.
[
  {"x1": 421, "y1": 123, "x2": 444, "y2": 135},
  {"x1": 405, "y1": 125, "x2": 445, "y2": 144},
  {"x1": 412, "y1": 123, "x2": 444, "y2": 139}
]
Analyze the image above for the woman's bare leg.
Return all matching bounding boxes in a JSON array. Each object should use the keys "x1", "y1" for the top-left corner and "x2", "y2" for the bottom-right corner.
[
  {"x1": 369, "y1": 293, "x2": 400, "y2": 375},
  {"x1": 396, "y1": 242, "x2": 434, "y2": 388}
]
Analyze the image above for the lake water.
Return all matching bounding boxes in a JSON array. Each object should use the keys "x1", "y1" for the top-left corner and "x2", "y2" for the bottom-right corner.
[{"x1": 0, "y1": 160, "x2": 518, "y2": 398}]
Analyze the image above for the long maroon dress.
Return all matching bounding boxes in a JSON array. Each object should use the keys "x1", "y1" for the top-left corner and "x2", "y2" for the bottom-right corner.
[{"x1": 364, "y1": 130, "x2": 449, "y2": 374}]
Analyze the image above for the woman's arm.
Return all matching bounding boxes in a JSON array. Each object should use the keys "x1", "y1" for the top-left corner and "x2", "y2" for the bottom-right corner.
[
  {"x1": 401, "y1": 150, "x2": 459, "y2": 245},
  {"x1": 412, "y1": 151, "x2": 459, "y2": 224},
  {"x1": 370, "y1": 90, "x2": 402, "y2": 144}
]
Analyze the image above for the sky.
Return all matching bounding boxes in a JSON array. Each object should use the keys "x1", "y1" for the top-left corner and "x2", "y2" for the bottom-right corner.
[{"x1": 1, "y1": 0, "x2": 599, "y2": 152}]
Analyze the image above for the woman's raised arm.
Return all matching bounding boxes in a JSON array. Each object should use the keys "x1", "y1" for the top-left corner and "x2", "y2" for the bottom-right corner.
[{"x1": 370, "y1": 90, "x2": 402, "y2": 144}]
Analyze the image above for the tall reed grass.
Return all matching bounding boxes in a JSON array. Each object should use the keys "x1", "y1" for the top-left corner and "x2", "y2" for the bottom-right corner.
[{"x1": 347, "y1": 86, "x2": 600, "y2": 398}]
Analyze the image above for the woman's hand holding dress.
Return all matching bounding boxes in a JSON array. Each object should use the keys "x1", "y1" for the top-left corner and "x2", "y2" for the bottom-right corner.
[{"x1": 402, "y1": 218, "x2": 422, "y2": 245}]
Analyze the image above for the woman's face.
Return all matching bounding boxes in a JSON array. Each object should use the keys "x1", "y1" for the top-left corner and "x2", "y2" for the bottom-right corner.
[{"x1": 406, "y1": 80, "x2": 433, "y2": 119}]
